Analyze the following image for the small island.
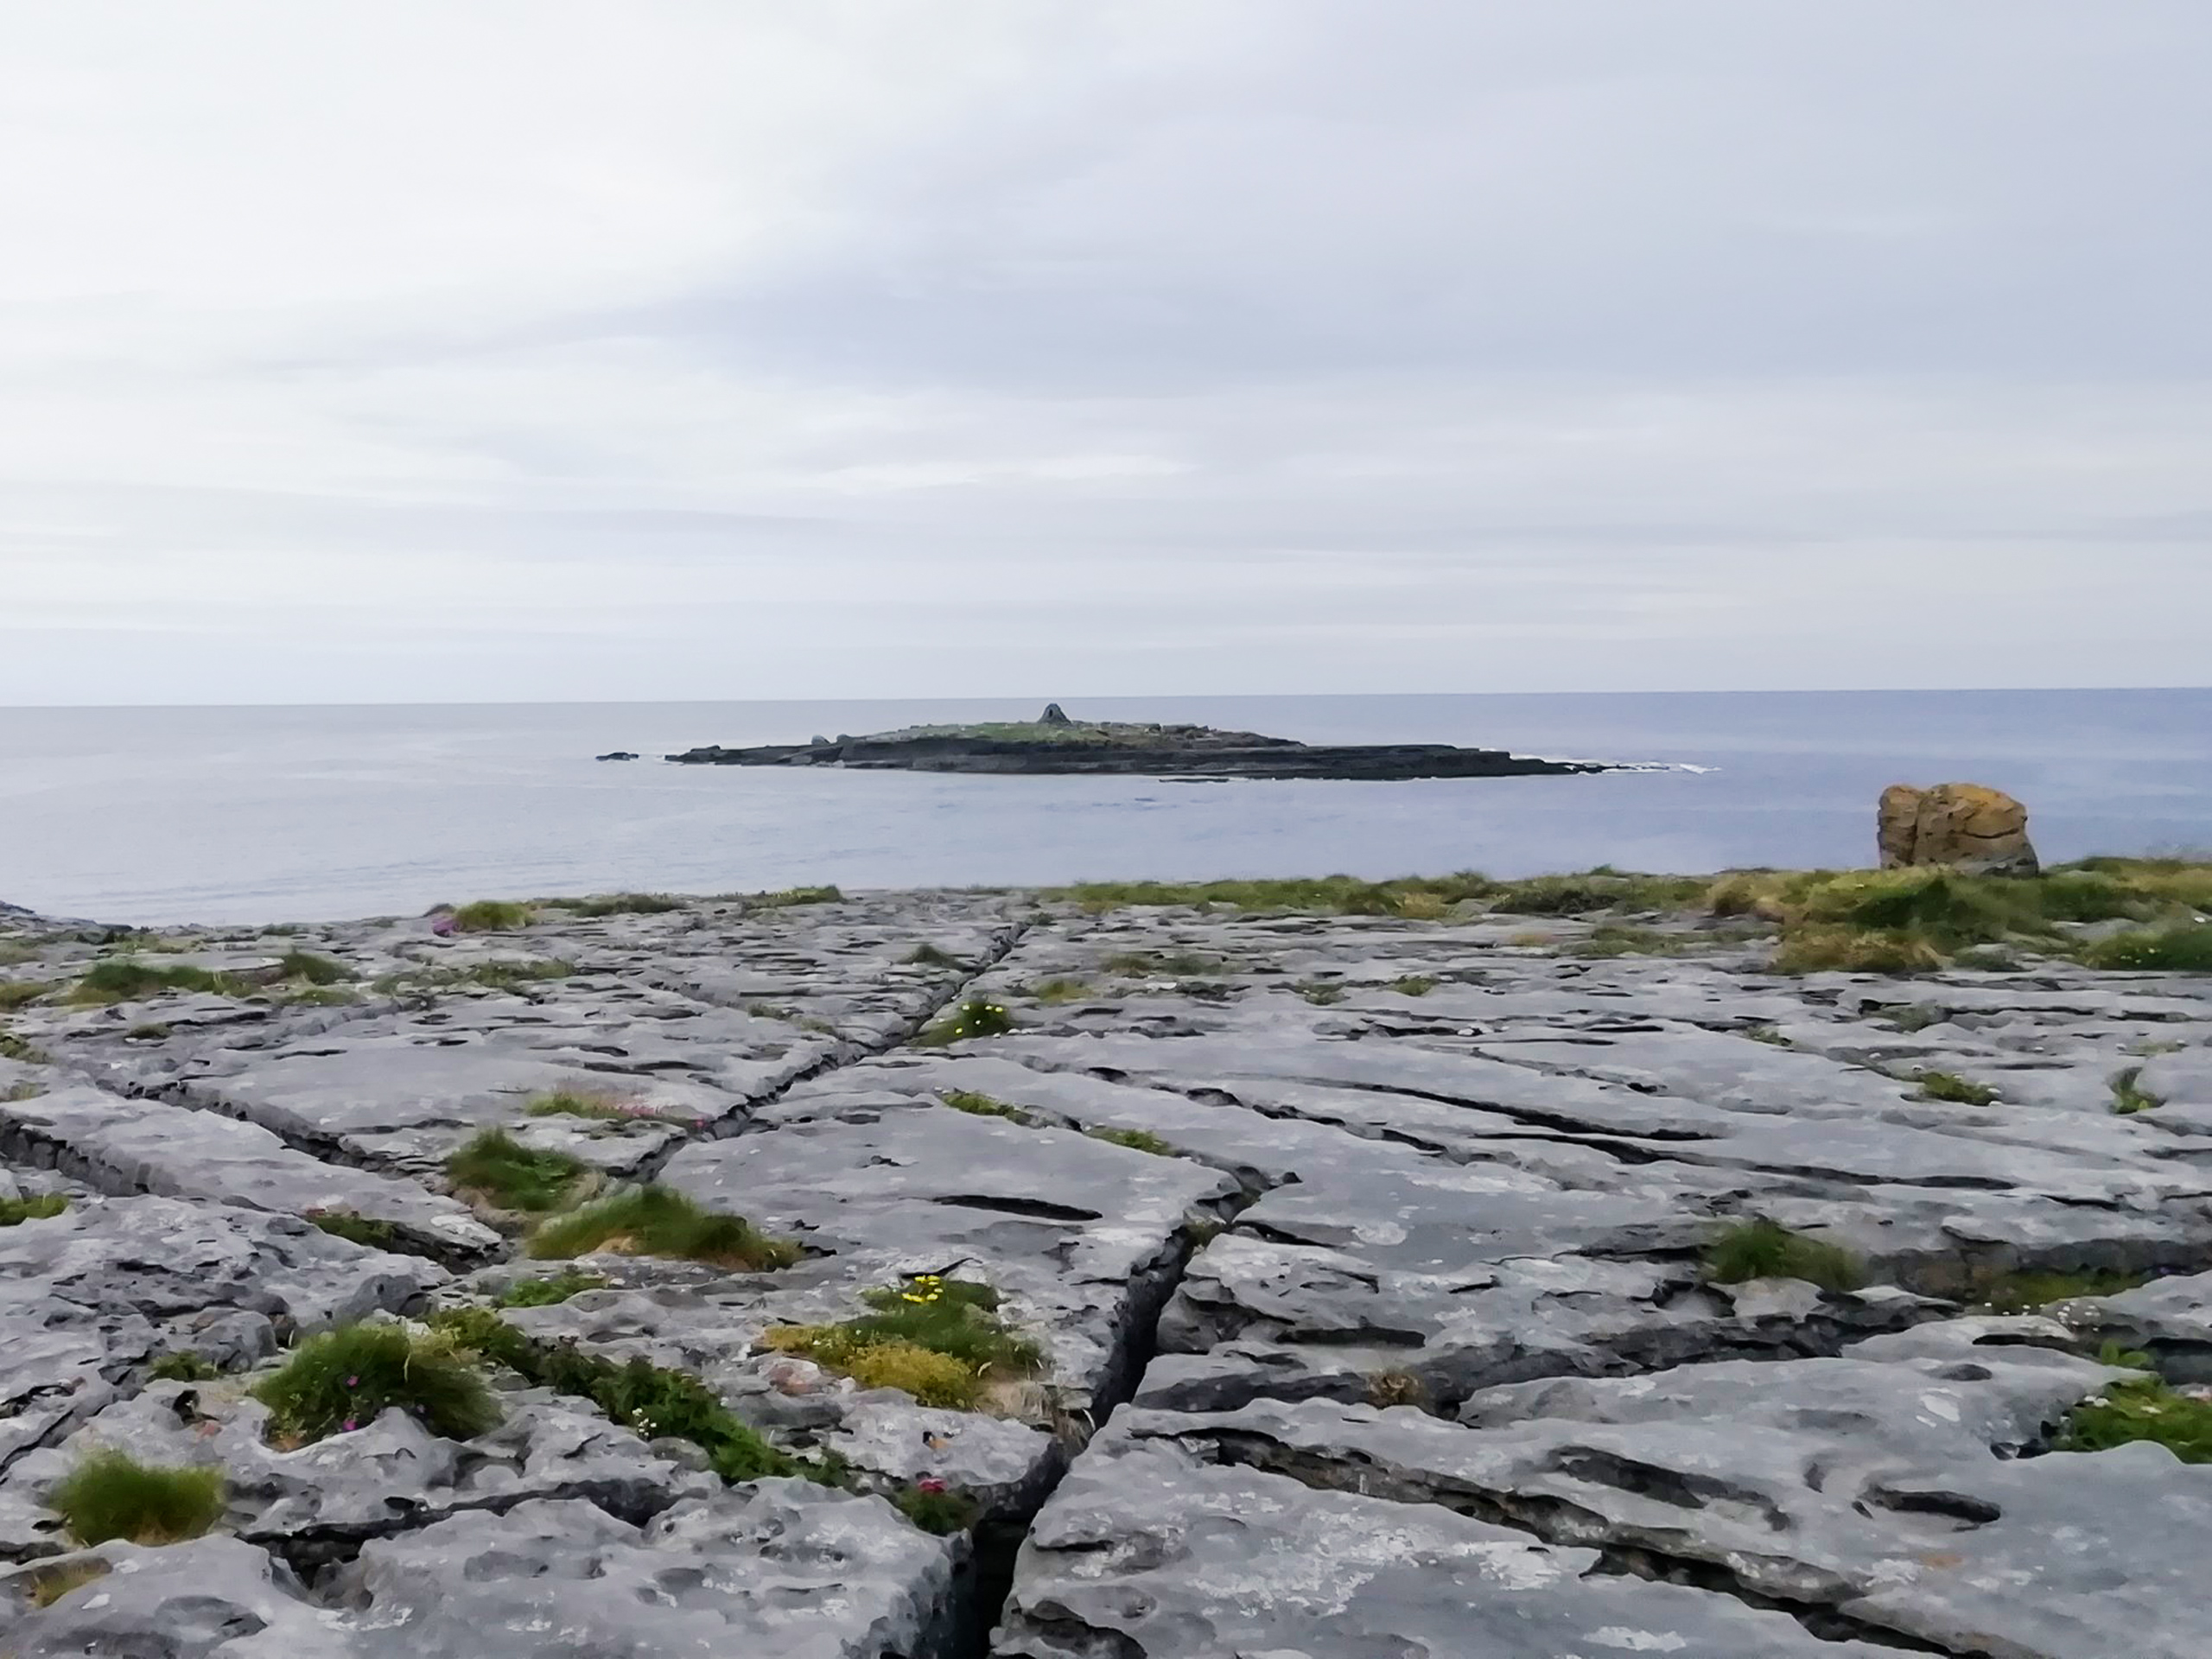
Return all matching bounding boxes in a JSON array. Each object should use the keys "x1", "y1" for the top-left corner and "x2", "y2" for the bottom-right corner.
[{"x1": 665, "y1": 704, "x2": 1606, "y2": 781}]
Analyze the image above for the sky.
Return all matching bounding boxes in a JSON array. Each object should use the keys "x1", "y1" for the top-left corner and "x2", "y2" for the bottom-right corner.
[{"x1": 3, "y1": 0, "x2": 2207, "y2": 705}]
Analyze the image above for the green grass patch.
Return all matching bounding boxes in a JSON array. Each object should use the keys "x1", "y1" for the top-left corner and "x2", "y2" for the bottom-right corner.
[
  {"x1": 254, "y1": 1321, "x2": 500, "y2": 1446},
  {"x1": 938, "y1": 1089, "x2": 1029, "y2": 1121},
  {"x1": 556, "y1": 893, "x2": 686, "y2": 918},
  {"x1": 48, "y1": 1451, "x2": 225, "y2": 1547},
  {"x1": 747, "y1": 886, "x2": 843, "y2": 908},
  {"x1": 430, "y1": 1306, "x2": 796, "y2": 1480},
  {"x1": 2079, "y1": 925, "x2": 2212, "y2": 973},
  {"x1": 2059, "y1": 1374, "x2": 2212, "y2": 1463},
  {"x1": 1056, "y1": 873, "x2": 1499, "y2": 916},
  {"x1": 526, "y1": 1185, "x2": 799, "y2": 1270},
  {"x1": 1390, "y1": 975, "x2": 1437, "y2": 996},
  {"x1": 276, "y1": 950, "x2": 353, "y2": 985},
  {"x1": 450, "y1": 900, "x2": 535, "y2": 932},
  {"x1": 765, "y1": 1275, "x2": 1042, "y2": 1409},
  {"x1": 1963, "y1": 1266, "x2": 2148, "y2": 1314},
  {"x1": 1702, "y1": 1218, "x2": 1866, "y2": 1293},
  {"x1": 524, "y1": 1087, "x2": 648, "y2": 1123},
  {"x1": 494, "y1": 1269, "x2": 608, "y2": 1308},
  {"x1": 147, "y1": 1351, "x2": 222, "y2": 1382},
  {"x1": 1088, "y1": 1126, "x2": 1174, "y2": 1156},
  {"x1": 67, "y1": 959, "x2": 251, "y2": 1004},
  {"x1": 896, "y1": 1484, "x2": 979, "y2": 1535},
  {"x1": 0, "y1": 981, "x2": 50, "y2": 1010},
  {"x1": 0, "y1": 1194, "x2": 67, "y2": 1226},
  {"x1": 917, "y1": 996, "x2": 1015, "y2": 1045},
  {"x1": 304, "y1": 1210, "x2": 404, "y2": 1250},
  {"x1": 1916, "y1": 1071, "x2": 1999, "y2": 1107},
  {"x1": 1770, "y1": 926, "x2": 1946, "y2": 976},
  {"x1": 2111, "y1": 1066, "x2": 2165, "y2": 1116},
  {"x1": 445, "y1": 1129, "x2": 592, "y2": 1214}
]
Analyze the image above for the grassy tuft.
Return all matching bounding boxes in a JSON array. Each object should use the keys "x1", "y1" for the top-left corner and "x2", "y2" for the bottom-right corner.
[
  {"x1": 904, "y1": 944, "x2": 967, "y2": 969},
  {"x1": 48, "y1": 1452, "x2": 226, "y2": 1547},
  {"x1": 0, "y1": 1193, "x2": 67, "y2": 1227},
  {"x1": 1916, "y1": 1070, "x2": 1999, "y2": 1107},
  {"x1": 147, "y1": 1352, "x2": 222, "y2": 1382},
  {"x1": 558, "y1": 893, "x2": 685, "y2": 917},
  {"x1": 450, "y1": 900, "x2": 534, "y2": 932},
  {"x1": 524, "y1": 1087, "x2": 641, "y2": 1122},
  {"x1": 445, "y1": 1129, "x2": 591, "y2": 1214},
  {"x1": 765, "y1": 1275, "x2": 1041, "y2": 1409},
  {"x1": 276, "y1": 950, "x2": 353, "y2": 985},
  {"x1": 526, "y1": 1185, "x2": 799, "y2": 1270},
  {"x1": 896, "y1": 1483, "x2": 979, "y2": 1535},
  {"x1": 1964, "y1": 1266, "x2": 2148, "y2": 1314},
  {"x1": 1770, "y1": 926, "x2": 1946, "y2": 976},
  {"x1": 305, "y1": 1210, "x2": 404, "y2": 1250},
  {"x1": 917, "y1": 996, "x2": 1015, "y2": 1046},
  {"x1": 0, "y1": 1032, "x2": 52, "y2": 1065},
  {"x1": 429, "y1": 1306, "x2": 795, "y2": 1480},
  {"x1": 2059, "y1": 1375, "x2": 2212, "y2": 1462},
  {"x1": 1702, "y1": 1218, "x2": 1866, "y2": 1294},
  {"x1": 68, "y1": 959, "x2": 250, "y2": 1004},
  {"x1": 1088, "y1": 1126, "x2": 1174, "y2": 1156},
  {"x1": 2080, "y1": 925, "x2": 2212, "y2": 973},
  {"x1": 1294, "y1": 981, "x2": 1345, "y2": 1006},
  {"x1": 939, "y1": 1089, "x2": 1029, "y2": 1121},
  {"x1": 0, "y1": 981, "x2": 50, "y2": 1010},
  {"x1": 747, "y1": 886, "x2": 843, "y2": 908},
  {"x1": 2111, "y1": 1066, "x2": 2165, "y2": 1116},
  {"x1": 495, "y1": 1268, "x2": 609, "y2": 1307},
  {"x1": 22, "y1": 1557, "x2": 111, "y2": 1609},
  {"x1": 1390, "y1": 975, "x2": 1437, "y2": 997},
  {"x1": 254, "y1": 1321, "x2": 500, "y2": 1446}
]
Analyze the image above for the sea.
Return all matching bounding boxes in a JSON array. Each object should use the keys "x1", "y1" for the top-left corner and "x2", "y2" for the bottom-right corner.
[{"x1": 3, "y1": 690, "x2": 2207, "y2": 927}]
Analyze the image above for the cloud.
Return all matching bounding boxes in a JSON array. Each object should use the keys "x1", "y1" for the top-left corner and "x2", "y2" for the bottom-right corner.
[{"x1": 0, "y1": 0, "x2": 2206, "y2": 703}]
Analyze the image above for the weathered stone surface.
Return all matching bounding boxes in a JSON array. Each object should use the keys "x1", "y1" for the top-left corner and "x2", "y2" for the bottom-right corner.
[{"x1": 1880, "y1": 781, "x2": 2040, "y2": 874}]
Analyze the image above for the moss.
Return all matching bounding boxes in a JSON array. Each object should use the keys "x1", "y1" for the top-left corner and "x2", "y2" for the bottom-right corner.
[
  {"x1": 1702, "y1": 1218, "x2": 1866, "y2": 1294},
  {"x1": 0, "y1": 1194, "x2": 67, "y2": 1226},
  {"x1": 22, "y1": 1556, "x2": 111, "y2": 1609},
  {"x1": 1027, "y1": 977, "x2": 1095, "y2": 1005},
  {"x1": 450, "y1": 900, "x2": 535, "y2": 932},
  {"x1": 917, "y1": 997, "x2": 1014, "y2": 1046},
  {"x1": 429, "y1": 1306, "x2": 796, "y2": 1481},
  {"x1": 276, "y1": 950, "x2": 353, "y2": 985},
  {"x1": 938, "y1": 1090, "x2": 1029, "y2": 1121},
  {"x1": 305, "y1": 1210, "x2": 404, "y2": 1250},
  {"x1": 68, "y1": 959, "x2": 250, "y2": 1004},
  {"x1": 526, "y1": 1185, "x2": 799, "y2": 1270},
  {"x1": 1916, "y1": 1071, "x2": 1999, "y2": 1107},
  {"x1": 254, "y1": 1321, "x2": 499, "y2": 1446},
  {"x1": 1294, "y1": 981, "x2": 1344, "y2": 1006},
  {"x1": 895, "y1": 1483, "x2": 979, "y2": 1535},
  {"x1": 48, "y1": 1452, "x2": 226, "y2": 1547},
  {"x1": 2111, "y1": 1067, "x2": 2165, "y2": 1116},
  {"x1": 0, "y1": 981, "x2": 50, "y2": 1010},
  {"x1": 747, "y1": 886, "x2": 843, "y2": 908},
  {"x1": 445, "y1": 1129, "x2": 592, "y2": 1214},
  {"x1": 765, "y1": 1275, "x2": 1041, "y2": 1409},
  {"x1": 2079, "y1": 925, "x2": 2212, "y2": 973},
  {"x1": 147, "y1": 1352, "x2": 222, "y2": 1382},
  {"x1": 2059, "y1": 1374, "x2": 2212, "y2": 1462},
  {"x1": 1390, "y1": 975, "x2": 1437, "y2": 996},
  {"x1": 1088, "y1": 1126, "x2": 1174, "y2": 1156},
  {"x1": 494, "y1": 1269, "x2": 608, "y2": 1307},
  {"x1": 1770, "y1": 926, "x2": 1946, "y2": 976}
]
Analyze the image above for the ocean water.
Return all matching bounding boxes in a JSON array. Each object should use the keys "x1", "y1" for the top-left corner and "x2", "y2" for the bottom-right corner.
[{"x1": 2, "y1": 690, "x2": 2206, "y2": 927}]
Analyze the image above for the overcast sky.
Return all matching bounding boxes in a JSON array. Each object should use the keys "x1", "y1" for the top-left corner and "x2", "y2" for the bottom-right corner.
[{"x1": 3, "y1": 1, "x2": 2207, "y2": 705}]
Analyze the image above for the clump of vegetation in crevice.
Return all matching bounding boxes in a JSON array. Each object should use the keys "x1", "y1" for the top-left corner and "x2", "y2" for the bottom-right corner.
[
  {"x1": 1390, "y1": 975, "x2": 1437, "y2": 997},
  {"x1": 1088, "y1": 1126, "x2": 1174, "y2": 1156},
  {"x1": 0, "y1": 1194, "x2": 67, "y2": 1227},
  {"x1": 938, "y1": 1089, "x2": 1031, "y2": 1122},
  {"x1": 556, "y1": 893, "x2": 685, "y2": 918},
  {"x1": 48, "y1": 1452, "x2": 226, "y2": 1547},
  {"x1": 304, "y1": 1210, "x2": 404, "y2": 1250},
  {"x1": 896, "y1": 1482, "x2": 978, "y2": 1535},
  {"x1": 765, "y1": 1276, "x2": 1043, "y2": 1411},
  {"x1": 745, "y1": 886, "x2": 842, "y2": 908},
  {"x1": 2112, "y1": 1067, "x2": 2165, "y2": 1116},
  {"x1": 429, "y1": 1306, "x2": 795, "y2": 1480},
  {"x1": 494, "y1": 1268, "x2": 608, "y2": 1307},
  {"x1": 904, "y1": 944, "x2": 967, "y2": 969},
  {"x1": 1916, "y1": 1070, "x2": 1999, "y2": 1107},
  {"x1": 276, "y1": 950, "x2": 353, "y2": 985},
  {"x1": 1958, "y1": 1266, "x2": 2150, "y2": 1315},
  {"x1": 0, "y1": 1031, "x2": 51, "y2": 1065},
  {"x1": 1294, "y1": 981, "x2": 1345, "y2": 1006},
  {"x1": 1701, "y1": 1218, "x2": 1866, "y2": 1294},
  {"x1": 917, "y1": 997, "x2": 1014, "y2": 1046},
  {"x1": 527, "y1": 1185, "x2": 799, "y2": 1270},
  {"x1": 1742, "y1": 1025, "x2": 1790, "y2": 1046},
  {"x1": 1367, "y1": 1370, "x2": 1429, "y2": 1409},
  {"x1": 148, "y1": 1351, "x2": 223, "y2": 1382},
  {"x1": 67, "y1": 959, "x2": 251, "y2": 1005},
  {"x1": 0, "y1": 981, "x2": 50, "y2": 1010},
  {"x1": 1024, "y1": 976, "x2": 1094, "y2": 1005},
  {"x1": 254, "y1": 1321, "x2": 500, "y2": 1446},
  {"x1": 372, "y1": 958, "x2": 575, "y2": 997},
  {"x1": 448, "y1": 900, "x2": 535, "y2": 932},
  {"x1": 445, "y1": 1128, "x2": 593, "y2": 1214},
  {"x1": 2080, "y1": 925, "x2": 2212, "y2": 973},
  {"x1": 524, "y1": 1086, "x2": 676, "y2": 1125},
  {"x1": 2059, "y1": 1371, "x2": 2212, "y2": 1462},
  {"x1": 21, "y1": 1556, "x2": 111, "y2": 1609}
]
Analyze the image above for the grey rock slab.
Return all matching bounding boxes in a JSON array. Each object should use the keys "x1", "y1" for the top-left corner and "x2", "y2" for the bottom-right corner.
[
  {"x1": 994, "y1": 1426, "x2": 1897, "y2": 1659},
  {"x1": 2139, "y1": 1046, "x2": 2212, "y2": 1107},
  {"x1": 0, "y1": 1535, "x2": 340, "y2": 1656},
  {"x1": 1470, "y1": 1023, "x2": 1921, "y2": 1116},
  {"x1": 0, "y1": 1084, "x2": 500, "y2": 1261}
]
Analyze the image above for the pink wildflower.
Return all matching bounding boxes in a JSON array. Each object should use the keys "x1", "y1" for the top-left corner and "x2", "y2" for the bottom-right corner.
[{"x1": 916, "y1": 1478, "x2": 946, "y2": 1495}]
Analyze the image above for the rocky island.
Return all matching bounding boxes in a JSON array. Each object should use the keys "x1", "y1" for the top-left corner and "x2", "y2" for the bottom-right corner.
[
  {"x1": 667, "y1": 704, "x2": 1607, "y2": 780},
  {"x1": 1, "y1": 853, "x2": 2210, "y2": 1656}
]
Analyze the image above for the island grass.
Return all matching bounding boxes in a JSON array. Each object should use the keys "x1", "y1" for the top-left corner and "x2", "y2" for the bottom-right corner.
[
  {"x1": 765, "y1": 1276, "x2": 1041, "y2": 1410},
  {"x1": 1916, "y1": 1071, "x2": 1999, "y2": 1107},
  {"x1": 2059, "y1": 1374, "x2": 2212, "y2": 1462},
  {"x1": 449, "y1": 899, "x2": 535, "y2": 932},
  {"x1": 48, "y1": 1452, "x2": 226, "y2": 1547},
  {"x1": 1088, "y1": 1126, "x2": 1175, "y2": 1156},
  {"x1": 429, "y1": 1306, "x2": 795, "y2": 1479},
  {"x1": 1702, "y1": 1218, "x2": 1866, "y2": 1293},
  {"x1": 917, "y1": 996, "x2": 1014, "y2": 1045},
  {"x1": 525, "y1": 1185, "x2": 800, "y2": 1270},
  {"x1": 0, "y1": 1193, "x2": 67, "y2": 1227},
  {"x1": 444, "y1": 1128, "x2": 592, "y2": 1214},
  {"x1": 253, "y1": 1321, "x2": 500, "y2": 1446},
  {"x1": 372, "y1": 958, "x2": 575, "y2": 996},
  {"x1": 1567, "y1": 925, "x2": 1732, "y2": 959},
  {"x1": 495, "y1": 1268, "x2": 608, "y2": 1308},
  {"x1": 1485, "y1": 870, "x2": 1712, "y2": 917},
  {"x1": 1057, "y1": 873, "x2": 1498, "y2": 915}
]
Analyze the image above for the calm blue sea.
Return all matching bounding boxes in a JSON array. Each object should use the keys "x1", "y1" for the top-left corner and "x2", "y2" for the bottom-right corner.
[{"x1": 2, "y1": 690, "x2": 2207, "y2": 926}]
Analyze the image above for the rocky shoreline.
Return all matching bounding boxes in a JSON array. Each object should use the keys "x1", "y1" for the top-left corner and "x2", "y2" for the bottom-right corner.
[
  {"x1": 1, "y1": 871, "x2": 2209, "y2": 1656},
  {"x1": 664, "y1": 706, "x2": 1607, "y2": 780}
]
